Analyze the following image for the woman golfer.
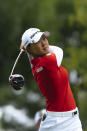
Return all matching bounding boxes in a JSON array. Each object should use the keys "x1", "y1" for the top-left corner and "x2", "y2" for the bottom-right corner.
[{"x1": 20, "y1": 28, "x2": 83, "y2": 131}]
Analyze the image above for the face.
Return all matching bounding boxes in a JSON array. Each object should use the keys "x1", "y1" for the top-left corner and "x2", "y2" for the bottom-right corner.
[{"x1": 26, "y1": 35, "x2": 49, "y2": 57}]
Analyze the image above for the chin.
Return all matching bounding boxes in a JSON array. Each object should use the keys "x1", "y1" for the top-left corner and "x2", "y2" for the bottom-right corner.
[
  {"x1": 36, "y1": 49, "x2": 49, "y2": 57},
  {"x1": 42, "y1": 51, "x2": 49, "y2": 56}
]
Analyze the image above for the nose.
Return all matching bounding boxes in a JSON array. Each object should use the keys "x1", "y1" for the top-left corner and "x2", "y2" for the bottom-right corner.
[{"x1": 41, "y1": 40, "x2": 45, "y2": 47}]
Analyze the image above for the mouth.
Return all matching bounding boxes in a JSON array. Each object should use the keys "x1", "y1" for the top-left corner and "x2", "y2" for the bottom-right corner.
[{"x1": 43, "y1": 46, "x2": 48, "y2": 50}]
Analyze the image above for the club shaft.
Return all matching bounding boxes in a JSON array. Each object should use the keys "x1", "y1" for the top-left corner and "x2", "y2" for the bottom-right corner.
[{"x1": 10, "y1": 49, "x2": 24, "y2": 76}]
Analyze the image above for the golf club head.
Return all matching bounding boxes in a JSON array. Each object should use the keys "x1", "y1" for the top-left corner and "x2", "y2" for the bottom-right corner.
[{"x1": 9, "y1": 74, "x2": 24, "y2": 90}]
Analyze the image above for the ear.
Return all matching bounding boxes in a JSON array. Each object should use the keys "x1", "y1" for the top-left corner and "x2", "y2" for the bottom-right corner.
[{"x1": 26, "y1": 44, "x2": 32, "y2": 54}]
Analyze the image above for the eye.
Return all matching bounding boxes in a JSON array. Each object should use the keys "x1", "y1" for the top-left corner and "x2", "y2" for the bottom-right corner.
[
  {"x1": 35, "y1": 42, "x2": 39, "y2": 44},
  {"x1": 43, "y1": 36, "x2": 46, "y2": 40}
]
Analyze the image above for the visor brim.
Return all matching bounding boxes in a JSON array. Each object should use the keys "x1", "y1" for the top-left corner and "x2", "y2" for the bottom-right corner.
[{"x1": 32, "y1": 31, "x2": 50, "y2": 43}]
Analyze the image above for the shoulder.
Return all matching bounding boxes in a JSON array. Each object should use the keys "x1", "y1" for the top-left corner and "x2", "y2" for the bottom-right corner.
[
  {"x1": 40, "y1": 52, "x2": 57, "y2": 67},
  {"x1": 43, "y1": 52, "x2": 56, "y2": 61}
]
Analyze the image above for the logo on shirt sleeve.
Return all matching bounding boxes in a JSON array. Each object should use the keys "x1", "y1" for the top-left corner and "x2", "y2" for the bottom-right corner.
[{"x1": 36, "y1": 67, "x2": 43, "y2": 73}]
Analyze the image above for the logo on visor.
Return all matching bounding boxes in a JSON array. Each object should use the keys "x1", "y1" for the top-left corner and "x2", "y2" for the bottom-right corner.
[{"x1": 30, "y1": 31, "x2": 40, "y2": 39}]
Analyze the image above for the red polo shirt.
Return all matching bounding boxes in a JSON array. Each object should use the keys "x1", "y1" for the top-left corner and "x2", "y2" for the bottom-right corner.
[{"x1": 30, "y1": 53, "x2": 76, "y2": 112}]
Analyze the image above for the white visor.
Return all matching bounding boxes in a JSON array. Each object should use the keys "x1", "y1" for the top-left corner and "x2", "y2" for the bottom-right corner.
[{"x1": 21, "y1": 28, "x2": 50, "y2": 49}]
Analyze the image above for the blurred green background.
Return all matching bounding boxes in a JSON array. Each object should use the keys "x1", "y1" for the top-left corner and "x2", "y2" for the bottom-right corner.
[{"x1": 0, "y1": 0, "x2": 87, "y2": 130}]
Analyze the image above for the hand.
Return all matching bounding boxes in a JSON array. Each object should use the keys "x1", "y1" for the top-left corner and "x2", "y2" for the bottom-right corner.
[{"x1": 20, "y1": 43, "x2": 27, "y2": 53}]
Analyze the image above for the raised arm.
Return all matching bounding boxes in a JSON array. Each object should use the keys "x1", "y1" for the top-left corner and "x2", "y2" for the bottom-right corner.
[{"x1": 49, "y1": 45, "x2": 63, "y2": 67}]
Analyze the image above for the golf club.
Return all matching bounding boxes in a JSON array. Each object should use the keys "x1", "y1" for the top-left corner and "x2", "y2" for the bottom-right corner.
[
  {"x1": 10, "y1": 49, "x2": 24, "y2": 76},
  {"x1": 9, "y1": 49, "x2": 24, "y2": 90}
]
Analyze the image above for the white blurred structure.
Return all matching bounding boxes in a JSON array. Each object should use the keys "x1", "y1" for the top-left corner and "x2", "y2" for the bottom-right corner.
[
  {"x1": 27, "y1": 91, "x2": 41, "y2": 103},
  {"x1": 69, "y1": 70, "x2": 78, "y2": 84},
  {"x1": 0, "y1": 105, "x2": 34, "y2": 128},
  {"x1": 69, "y1": 69, "x2": 82, "y2": 85}
]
